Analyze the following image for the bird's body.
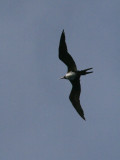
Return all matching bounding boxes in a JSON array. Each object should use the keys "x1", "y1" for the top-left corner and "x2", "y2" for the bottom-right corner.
[
  {"x1": 58, "y1": 30, "x2": 93, "y2": 120},
  {"x1": 62, "y1": 71, "x2": 77, "y2": 80}
]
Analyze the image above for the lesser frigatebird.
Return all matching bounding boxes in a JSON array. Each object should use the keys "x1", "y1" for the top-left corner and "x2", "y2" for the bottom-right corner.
[{"x1": 59, "y1": 30, "x2": 93, "y2": 120}]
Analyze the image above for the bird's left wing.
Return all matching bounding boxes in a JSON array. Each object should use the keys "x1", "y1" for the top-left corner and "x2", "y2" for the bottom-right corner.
[
  {"x1": 69, "y1": 79, "x2": 85, "y2": 120},
  {"x1": 59, "y1": 30, "x2": 77, "y2": 72}
]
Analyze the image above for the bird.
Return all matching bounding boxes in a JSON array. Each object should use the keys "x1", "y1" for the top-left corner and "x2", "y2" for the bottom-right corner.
[{"x1": 58, "y1": 30, "x2": 93, "y2": 120}]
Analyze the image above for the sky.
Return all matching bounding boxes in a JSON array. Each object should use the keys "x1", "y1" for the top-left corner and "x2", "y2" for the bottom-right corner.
[{"x1": 0, "y1": 0, "x2": 120, "y2": 160}]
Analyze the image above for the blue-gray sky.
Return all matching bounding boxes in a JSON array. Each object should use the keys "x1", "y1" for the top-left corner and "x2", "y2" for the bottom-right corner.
[{"x1": 0, "y1": 0, "x2": 120, "y2": 160}]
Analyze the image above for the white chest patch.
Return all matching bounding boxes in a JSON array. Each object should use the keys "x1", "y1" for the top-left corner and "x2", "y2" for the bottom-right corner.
[{"x1": 66, "y1": 72, "x2": 76, "y2": 80}]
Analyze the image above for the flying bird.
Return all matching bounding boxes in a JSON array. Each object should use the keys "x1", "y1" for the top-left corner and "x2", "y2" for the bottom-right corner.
[{"x1": 58, "y1": 30, "x2": 93, "y2": 120}]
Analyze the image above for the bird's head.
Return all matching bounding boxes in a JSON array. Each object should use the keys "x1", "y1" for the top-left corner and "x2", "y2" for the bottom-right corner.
[{"x1": 59, "y1": 75, "x2": 67, "y2": 79}]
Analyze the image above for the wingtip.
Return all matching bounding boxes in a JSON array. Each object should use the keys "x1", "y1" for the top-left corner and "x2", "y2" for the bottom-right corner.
[
  {"x1": 61, "y1": 30, "x2": 65, "y2": 39},
  {"x1": 82, "y1": 116, "x2": 86, "y2": 121},
  {"x1": 62, "y1": 29, "x2": 65, "y2": 34}
]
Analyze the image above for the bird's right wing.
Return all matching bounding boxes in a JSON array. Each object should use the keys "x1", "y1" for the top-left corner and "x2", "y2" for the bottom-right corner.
[
  {"x1": 59, "y1": 30, "x2": 77, "y2": 72},
  {"x1": 69, "y1": 79, "x2": 85, "y2": 120}
]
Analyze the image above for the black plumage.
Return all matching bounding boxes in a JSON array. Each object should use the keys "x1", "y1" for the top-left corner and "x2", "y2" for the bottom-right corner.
[{"x1": 59, "y1": 30, "x2": 77, "y2": 72}]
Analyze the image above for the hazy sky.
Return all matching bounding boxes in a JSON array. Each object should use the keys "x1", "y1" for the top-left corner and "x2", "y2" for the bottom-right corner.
[{"x1": 0, "y1": 0, "x2": 120, "y2": 160}]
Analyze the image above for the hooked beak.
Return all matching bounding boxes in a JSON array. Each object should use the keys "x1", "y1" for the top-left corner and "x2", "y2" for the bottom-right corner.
[{"x1": 59, "y1": 76, "x2": 65, "y2": 80}]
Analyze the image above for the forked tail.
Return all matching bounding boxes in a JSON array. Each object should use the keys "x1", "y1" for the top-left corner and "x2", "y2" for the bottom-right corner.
[{"x1": 79, "y1": 68, "x2": 93, "y2": 75}]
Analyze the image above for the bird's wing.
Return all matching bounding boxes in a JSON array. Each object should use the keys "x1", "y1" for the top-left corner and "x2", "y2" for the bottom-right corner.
[
  {"x1": 69, "y1": 79, "x2": 85, "y2": 120},
  {"x1": 59, "y1": 30, "x2": 77, "y2": 72}
]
